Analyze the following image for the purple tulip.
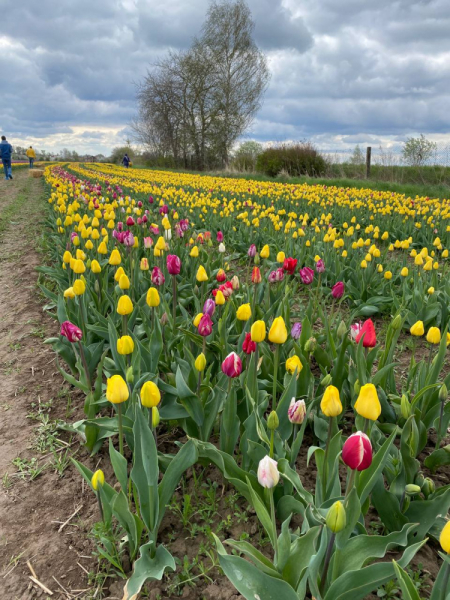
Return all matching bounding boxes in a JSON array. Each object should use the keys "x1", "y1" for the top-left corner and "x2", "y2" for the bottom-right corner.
[
  {"x1": 291, "y1": 322, "x2": 302, "y2": 340},
  {"x1": 203, "y1": 298, "x2": 216, "y2": 317}
]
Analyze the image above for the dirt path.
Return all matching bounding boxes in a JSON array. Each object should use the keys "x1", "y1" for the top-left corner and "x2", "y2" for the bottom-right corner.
[{"x1": 0, "y1": 171, "x2": 100, "y2": 599}]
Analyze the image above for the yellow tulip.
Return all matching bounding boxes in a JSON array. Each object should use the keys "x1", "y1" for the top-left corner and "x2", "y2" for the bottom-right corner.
[
  {"x1": 73, "y1": 278, "x2": 86, "y2": 295},
  {"x1": 73, "y1": 259, "x2": 86, "y2": 274},
  {"x1": 428, "y1": 286, "x2": 435, "y2": 295},
  {"x1": 190, "y1": 245, "x2": 199, "y2": 258},
  {"x1": 117, "y1": 335, "x2": 134, "y2": 355},
  {"x1": 106, "y1": 374, "x2": 129, "y2": 404},
  {"x1": 426, "y1": 327, "x2": 441, "y2": 345},
  {"x1": 109, "y1": 248, "x2": 121, "y2": 265},
  {"x1": 268, "y1": 316, "x2": 287, "y2": 344},
  {"x1": 260, "y1": 244, "x2": 270, "y2": 259},
  {"x1": 91, "y1": 469, "x2": 105, "y2": 491},
  {"x1": 140, "y1": 381, "x2": 161, "y2": 408},
  {"x1": 195, "y1": 353, "x2": 206, "y2": 372},
  {"x1": 119, "y1": 274, "x2": 130, "y2": 290},
  {"x1": 146, "y1": 287, "x2": 160, "y2": 307},
  {"x1": 117, "y1": 294, "x2": 133, "y2": 315},
  {"x1": 355, "y1": 383, "x2": 381, "y2": 421},
  {"x1": 321, "y1": 385, "x2": 342, "y2": 417},
  {"x1": 196, "y1": 265, "x2": 208, "y2": 282},
  {"x1": 251, "y1": 320, "x2": 266, "y2": 343},
  {"x1": 98, "y1": 241, "x2": 108, "y2": 254},
  {"x1": 384, "y1": 271, "x2": 392, "y2": 280},
  {"x1": 286, "y1": 355, "x2": 303, "y2": 375},
  {"x1": 410, "y1": 321, "x2": 424, "y2": 337},
  {"x1": 440, "y1": 520, "x2": 450, "y2": 553},
  {"x1": 400, "y1": 267, "x2": 409, "y2": 277},
  {"x1": 276, "y1": 251, "x2": 285, "y2": 263},
  {"x1": 114, "y1": 267, "x2": 125, "y2": 282},
  {"x1": 236, "y1": 303, "x2": 252, "y2": 321},
  {"x1": 193, "y1": 313, "x2": 203, "y2": 327},
  {"x1": 215, "y1": 290, "x2": 225, "y2": 305},
  {"x1": 64, "y1": 286, "x2": 75, "y2": 299},
  {"x1": 91, "y1": 260, "x2": 101, "y2": 274},
  {"x1": 63, "y1": 250, "x2": 72, "y2": 263}
]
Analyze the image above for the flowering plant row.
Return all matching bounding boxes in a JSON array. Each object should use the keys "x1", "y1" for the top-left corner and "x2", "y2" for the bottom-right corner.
[{"x1": 39, "y1": 163, "x2": 450, "y2": 599}]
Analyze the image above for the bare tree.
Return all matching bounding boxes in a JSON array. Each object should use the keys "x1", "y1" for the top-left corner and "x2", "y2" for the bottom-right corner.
[{"x1": 134, "y1": 0, "x2": 269, "y2": 170}]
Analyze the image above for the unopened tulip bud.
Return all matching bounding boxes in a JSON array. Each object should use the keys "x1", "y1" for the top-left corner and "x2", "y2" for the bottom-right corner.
[
  {"x1": 401, "y1": 394, "x2": 411, "y2": 419},
  {"x1": 402, "y1": 496, "x2": 410, "y2": 512},
  {"x1": 439, "y1": 383, "x2": 448, "y2": 402},
  {"x1": 326, "y1": 501, "x2": 346, "y2": 533},
  {"x1": 422, "y1": 477, "x2": 435, "y2": 498},
  {"x1": 304, "y1": 337, "x2": 316, "y2": 353},
  {"x1": 91, "y1": 469, "x2": 105, "y2": 491},
  {"x1": 405, "y1": 484, "x2": 421, "y2": 496},
  {"x1": 254, "y1": 253, "x2": 260, "y2": 265},
  {"x1": 337, "y1": 320, "x2": 347, "y2": 339},
  {"x1": 321, "y1": 374, "x2": 332, "y2": 387},
  {"x1": 267, "y1": 410, "x2": 279, "y2": 430},
  {"x1": 414, "y1": 472, "x2": 425, "y2": 488},
  {"x1": 392, "y1": 314, "x2": 402, "y2": 330},
  {"x1": 152, "y1": 406, "x2": 160, "y2": 428},
  {"x1": 126, "y1": 366, "x2": 134, "y2": 384},
  {"x1": 354, "y1": 379, "x2": 361, "y2": 395},
  {"x1": 160, "y1": 312, "x2": 168, "y2": 325}
]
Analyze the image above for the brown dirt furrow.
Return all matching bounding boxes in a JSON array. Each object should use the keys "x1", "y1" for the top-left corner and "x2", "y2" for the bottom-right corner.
[{"x1": 0, "y1": 171, "x2": 99, "y2": 599}]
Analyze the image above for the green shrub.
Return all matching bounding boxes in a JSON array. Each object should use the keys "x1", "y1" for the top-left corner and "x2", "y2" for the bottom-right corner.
[{"x1": 256, "y1": 142, "x2": 326, "y2": 178}]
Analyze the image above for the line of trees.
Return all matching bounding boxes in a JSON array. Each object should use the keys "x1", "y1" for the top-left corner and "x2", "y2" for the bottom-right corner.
[{"x1": 132, "y1": 0, "x2": 269, "y2": 171}]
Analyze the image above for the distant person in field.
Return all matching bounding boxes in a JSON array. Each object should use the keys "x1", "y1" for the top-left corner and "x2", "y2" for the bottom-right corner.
[
  {"x1": 0, "y1": 135, "x2": 13, "y2": 180},
  {"x1": 26, "y1": 146, "x2": 36, "y2": 169},
  {"x1": 122, "y1": 153, "x2": 130, "y2": 168}
]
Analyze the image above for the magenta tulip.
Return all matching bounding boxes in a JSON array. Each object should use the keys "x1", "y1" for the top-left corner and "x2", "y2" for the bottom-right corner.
[
  {"x1": 60, "y1": 320, "x2": 83, "y2": 342},
  {"x1": 198, "y1": 314, "x2": 213, "y2": 337},
  {"x1": 299, "y1": 267, "x2": 314, "y2": 285},
  {"x1": 221, "y1": 352, "x2": 243, "y2": 378},
  {"x1": 331, "y1": 281, "x2": 345, "y2": 299},
  {"x1": 151, "y1": 266, "x2": 165, "y2": 286},
  {"x1": 167, "y1": 255, "x2": 181, "y2": 275}
]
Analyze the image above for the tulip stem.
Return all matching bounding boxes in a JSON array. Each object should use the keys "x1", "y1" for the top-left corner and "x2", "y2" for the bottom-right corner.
[
  {"x1": 436, "y1": 399, "x2": 445, "y2": 450},
  {"x1": 345, "y1": 468, "x2": 356, "y2": 498},
  {"x1": 441, "y1": 563, "x2": 450, "y2": 600},
  {"x1": 117, "y1": 403, "x2": 124, "y2": 457},
  {"x1": 269, "y1": 489, "x2": 278, "y2": 565},
  {"x1": 96, "y1": 490, "x2": 104, "y2": 523},
  {"x1": 289, "y1": 424, "x2": 298, "y2": 469},
  {"x1": 322, "y1": 417, "x2": 333, "y2": 499},
  {"x1": 319, "y1": 532, "x2": 336, "y2": 595},
  {"x1": 122, "y1": 315, "x2": 128, "y2": 336},
  {"x1": 272, "y1": 346, "x2": 280, "y2": 410},
  {"x1": 363, "y1": 418, "x2": 369, "y2": 434},
  {"x1": 270, "y1": 430, "x2": 274, "y2": 459},
  {"x1": 77, "y1": 341, "x2": 92, "y2": 390},
  {"x1": 172, "y1": 276, "x2": 177, "y2": 332}
]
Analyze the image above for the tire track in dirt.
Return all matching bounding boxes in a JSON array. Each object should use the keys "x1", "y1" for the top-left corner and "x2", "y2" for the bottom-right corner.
[{"x1": 0, "y1": 171, "x2": 100, "y2": 599}]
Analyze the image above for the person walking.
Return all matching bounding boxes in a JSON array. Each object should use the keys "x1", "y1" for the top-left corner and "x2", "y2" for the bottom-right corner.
[
  {"x1": 26, "y1": 146, "x2": 36, "y2": 169},
  {"x1": 0, "y1": 135, "x2": 13, "y2": 180},
  {"x1": 122, "y1": 153, "x2": 130, "y2": 168}
]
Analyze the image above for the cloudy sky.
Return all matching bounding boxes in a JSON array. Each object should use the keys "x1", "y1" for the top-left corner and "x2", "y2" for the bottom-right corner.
[{"x1": 1, "y1": 0, "x2": 449, "y2": 157}]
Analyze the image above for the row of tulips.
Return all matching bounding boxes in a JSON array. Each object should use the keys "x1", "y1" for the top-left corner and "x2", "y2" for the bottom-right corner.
[{"x1": 37, "y1": 162, "x2": 450, "y2": 600}]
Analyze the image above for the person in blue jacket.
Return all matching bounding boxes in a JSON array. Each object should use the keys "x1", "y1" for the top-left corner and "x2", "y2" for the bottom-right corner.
[
  {"x1": 122, "y1": 153, "x2": 130, "y2": 168},
  {"x1": 1, "y1": 135, "x2": 13, "y2": 180}
]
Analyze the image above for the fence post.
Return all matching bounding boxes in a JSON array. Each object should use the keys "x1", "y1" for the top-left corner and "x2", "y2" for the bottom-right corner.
[{"x1": 366, "y1": 146, "x2": 371, "y2": 178}]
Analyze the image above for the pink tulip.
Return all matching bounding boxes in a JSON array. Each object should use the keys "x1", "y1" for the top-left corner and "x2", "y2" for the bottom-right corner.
[
  {"x1": 60, "y1": 320, "x2": 83, "y2": 342},
  {"x1": 151, "y1": 266, "x2": 165, "y2": 286},
  {"x1": 247, "y1": 244, "x2": 257, "y2": 258},
  {"x1": 288, "y1": 398, "x2": 306, "y2": 424},
  {"x1": 217, "y1": 231, "x2": 224, "y2": 242},
  {"x1": 315, "y1": 259, "x2": 325, "y2": 273},
  {"x1": 144, "y1": 237, "x2": 153, "y2": 249},
  {"x1": 221, "y1": 351, "x2": 242, "y2": 378},
  {"x1": 342, "y1": 432, "x2": 373, "y2": 471},
  {"x1": 257, "y1": 456, "x2": 279, "y2": 488},
  {"x1": 167, "y1": 255, "x2": 181, "y2": 275},
  {"x1": 299, "y1": 267, "x2": 314, "y2": 285},
  {"x1": 332, "y1": 281, "x2": 345, "y2": 299},
  {"x1": 123, "y1": 231, "x2": 135, "y2": 247}
]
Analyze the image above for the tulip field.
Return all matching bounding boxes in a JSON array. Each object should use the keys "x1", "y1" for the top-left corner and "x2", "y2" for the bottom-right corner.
[{"x1": 17, "y1": 161, "x2": 450, "y2": 598}]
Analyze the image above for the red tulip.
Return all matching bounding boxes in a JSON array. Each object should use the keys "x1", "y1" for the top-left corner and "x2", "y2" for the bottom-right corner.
[
  {"x1": 221, "y1": 352, "x2": 242, "y2": 378},
  {"x1": 60, "y1": 320, "x2": 83, "y2": 342},
  {"x1": 216, "y1": 268, "x2": 227, "y2": 282},
  {"x1": 283, "y1": 257, "x2": 298, "y2": 275},
  {"x1": 251, "y1": 267, "x2": 262, "y2": 284},
  {"x1": 332, "y1": 281, "x2": 345, "y2": 299},
  {"x1": 342, "y1": 432, "x2": 373, "y2": 471},
  {"x1": 126, "y1": 216, "x2": 135, "y2": 227},
  {"x1": 355, "y1": 319, "x2": 377, "y2": 348},
  {"x1": 167, "y1": 254, "x2": 181, "y2": 275},
  {"x1": 242, "y1": 332, "x2": 256, "y2": 354}
]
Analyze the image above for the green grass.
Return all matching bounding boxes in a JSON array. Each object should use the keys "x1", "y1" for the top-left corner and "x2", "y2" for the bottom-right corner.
[{"x1": 131, "y1": 163, "x2": 450, "y2": 200}]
